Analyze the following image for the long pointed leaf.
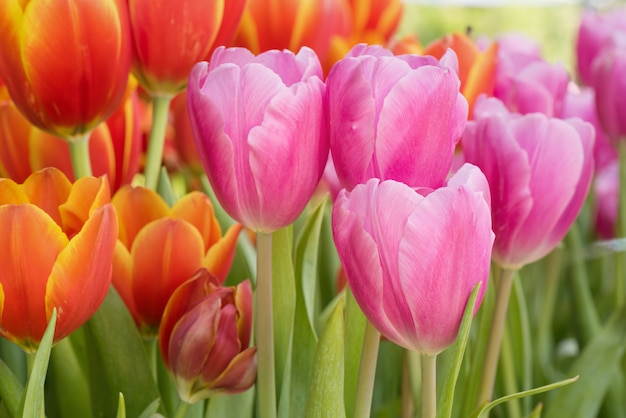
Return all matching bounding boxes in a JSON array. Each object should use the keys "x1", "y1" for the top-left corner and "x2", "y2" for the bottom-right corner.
[{"x1": 0, "y1": 358, "x2": 22, "y2": 418}]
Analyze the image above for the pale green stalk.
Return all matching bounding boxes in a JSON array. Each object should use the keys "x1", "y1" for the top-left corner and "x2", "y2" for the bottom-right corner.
[
  {"x1": 476, "y1": 268, "x2": 516, "y2": 409},
  {"x1": 352, "y1": 321, "x2": 381, "y2": 418},
  {"x1": 421, "y1": 354, "x2": 437, "y2": 418},
  {"x1": 144, "y1": 96, "x2": 172, "y2": 190},
  {"x1": 256, "y1": 232, "x2": 276, "y2": 418},
  {"x1": 68, "y1": 132, "x2": 93, "y2": 178}
]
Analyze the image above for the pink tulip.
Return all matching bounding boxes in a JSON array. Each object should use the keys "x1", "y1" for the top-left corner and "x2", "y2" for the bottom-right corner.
[
  {"x1": 326, "y1": 44, "x2": 467, "y2": 191},
  {"x1": 462, "y1": 96, "x2": 595, "y2": 269},
  {"x1": 590, "y1": 34, "x2": 626, "y2": 142},
  {"x1": 561, "y1": 84, "x2": 616, "y2": 170},
  {"x1": 332, "y1": 164, "x2": 494, "y2": 355},
  {"x1": 594, "y1": 159, "x2": 619, "y2": 239},
  {"x1": 187, "y1": 47, "x2": 328, "y2": 232},
  {"x1": 576, "y1": 7, "x2": 626, "y2": 85},
  {"x1": 159, "y1": 268, "x2": 256, "y2": 403}
]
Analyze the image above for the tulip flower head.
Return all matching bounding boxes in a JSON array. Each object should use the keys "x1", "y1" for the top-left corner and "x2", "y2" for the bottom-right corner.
[
  {"x1": 0, "y1": 168, "x2": 117, "y2": 351},
  {"x1": 187, "y1": 47, "x2": 329, "y2": 232},
  {"x1": 462, "y1": 97, "x2": 594, "y2": 270},
  {"x1": 332, "y1": 164, "x2": 494, "y2": 355},
  {"x1": 112, "y1": 186, "x2": 242, "y2": 336},
  {"x1": 159, "y1": 268, "x2": 256, "y2": 403},
  {"x1": 327, "y1": 44, "x2": 468, "y2": 190},
  {"x1": 0, "y1": 0, "x2": 132, "y2": 139}
]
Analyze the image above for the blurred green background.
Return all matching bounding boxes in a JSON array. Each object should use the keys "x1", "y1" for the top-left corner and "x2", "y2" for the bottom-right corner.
[{"x1": 397, "y1": 4, "x2": 584, "y2": 75}]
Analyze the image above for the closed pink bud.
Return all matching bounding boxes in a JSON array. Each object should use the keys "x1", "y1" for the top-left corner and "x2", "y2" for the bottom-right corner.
[
  {"x1": 327, "y1": 44, "x2": 467, "y2": 190},
  {"x1": 158, "y1": 269, "x2": 256, "y2": 403},
  {"x1": 462, "y1": 97, "x2": 595, "y2": 269},
  {"x1": 332, "y1": 164, "x2": 494, "y2": 355},
  {"x1": 187, "y1": 47, "x2": 328, "y2": 232}
]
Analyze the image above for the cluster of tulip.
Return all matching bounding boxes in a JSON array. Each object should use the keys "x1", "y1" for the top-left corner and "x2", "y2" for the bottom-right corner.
[{"x1": 0, "y1": 1, "x2": 625, "y2": 418}]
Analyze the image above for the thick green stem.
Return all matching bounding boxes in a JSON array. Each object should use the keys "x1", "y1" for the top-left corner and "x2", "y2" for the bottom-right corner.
[
  {"x1": 421, "y1": 354, "x2": 437, "y2": 418},
  {"x1": 476, "y1": 268, "x2": 516, "y2": 408},
  {"x1": 144, "y1": 95, "x2": 172, "y2": 190},
  {"x1": 174, "y1": 400, "x2": 190, "y2": 418},
  {"x1": 256, "y1": 232, "x2": 276, "y2": 418},
  {"x1": 401, "y1": 350, "x2": 415, "y2": 418},
  {"x1": 499, "y1": 327, "x2": 521, "y2": 418},
  {"x1": 352, "y1": 320, "x2": 381, "y2": 418},
  {"x1": 68, "y1": 132, "x2": 93, "y2": 178}
]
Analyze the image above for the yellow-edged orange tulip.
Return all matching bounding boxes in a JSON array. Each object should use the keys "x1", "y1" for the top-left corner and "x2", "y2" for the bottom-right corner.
[
  {"x1": 0, "y1": 80, "x2": 142, "y2": 190},
  {"x1": 0, "y1": 168, "x2": 117, "y2": 352},
  {"x1": 127, "y1": 0, "x2": 245, "y2": 96},
  {"x1": 0, "y1": 0, "x2": 132, "y2": 139},
  {"x1": 112, "y1": 186, "x2": 243, "y2": 336},
  {"x1": 423, "y1": 33, "x2": 498, "y2": 118}
]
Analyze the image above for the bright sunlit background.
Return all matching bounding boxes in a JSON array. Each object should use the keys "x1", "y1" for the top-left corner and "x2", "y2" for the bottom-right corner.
[{"x1": 398, "y1": 0, "x2": 626, "y2": 76}]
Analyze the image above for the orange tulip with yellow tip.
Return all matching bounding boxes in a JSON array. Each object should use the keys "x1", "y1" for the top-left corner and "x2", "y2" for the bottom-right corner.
[
  {"x1": 111, "y1": 186, "x2": 243, "y2": 336},
  {"x1": 0, "y1": 0, "x2": 132, "y2": 139},
  {"x1": 0, "y1": 168, "x2": 117, "y2": 352},
  {"x1": 423, "y1": 33, "x2": 498, "y2": 118},
  {"x1": 0, "y1": 79, "x2": 142, "y2": 190}
]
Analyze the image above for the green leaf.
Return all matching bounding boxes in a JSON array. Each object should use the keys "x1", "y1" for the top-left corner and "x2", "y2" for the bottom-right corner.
[
  {"x1": 19, "y1": 309, "x2": 56, "y2": 418},
  {"x1": 82, "y1": 287, "x2": 159, "y2": 418},
  {"x1": 343, "y1": 288, "x2": 367, "y2": 418},
  {"x1": 543, "y1": 302, "x2": 626, "y2": 418},
  {"x1": 0, "y1": 358, "x2": 22, "y2": 418},
  {"x1": 472, "y1": 376, "x2": 578, "y2": 418},
  {"x1": 205, "y1": 387, "x2": 255, "y2": 417},
  {"x1": 304, "y1": 297, "x2": 346, "y2": 418},
  {"x1": 526, "y1": 403, "x2": 543, "y2": 418},
  {"x1": 137, "y1": 398, "x2": 161, "y2": 418},
  {"x1": 437, "y1": 282, "x2": 481, "y2": 418},
  {"x1": 116, "y1": 393, "x2": 126, "y2": 418},
  {"x1": 157, "y1": 167, "x2": 178, "y2": 206}
]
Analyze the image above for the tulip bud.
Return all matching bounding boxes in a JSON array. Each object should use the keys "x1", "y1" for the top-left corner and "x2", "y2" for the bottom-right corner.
[{"x1": 159, "y1": 269, "x2": 256, "y2": 403}]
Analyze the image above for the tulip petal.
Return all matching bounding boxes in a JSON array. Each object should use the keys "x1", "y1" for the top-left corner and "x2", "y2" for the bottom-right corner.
[
  {"x1": 111, "y1": 240, "x2": 140, "y2": 324},
  {"x1": 234, "y1": 280, "x2": 253, "y2": 348},
  {"x1": 0, "y1": 178, "x2": 30, "y2": 204},
  {"x1": 131, "y1": 219, "x2": 205, "y2": 330},
  {"x1": 376, "y1": 65, "x2": 466, "y2": 187},
  {"x1": 209, "y1": 347, "x2": 257, "y2": 394},
  {"x1": 112, "y1": 185, "x2": 170, "y2": 248},
  {"x1": 398, "y1": 186, "x2": 493, "y2": 354},
  {"x1": 202, "y1": 304, "x2": 241, "y2": 383},
  {"x1": 172, "y1": 192, "x2": 221, "y2": 250},
  {"x1": 46, "y1": 205, "x2": 117, "y2": 341},
  {"x1": 22, "y1": 168, "x2": 72, "y2": 225},
  {"x1": 59, "y1": 176, "x2": 111, "y2": 237},
  {"x1": 203, "y1": 223, "x2": 244, "y2": 283},
  {"x1": 0, "y1": 205, "x2": 67, "y2": 348},
  {"x1": 248, "y1": 76, "x2": 327, "y2": 231}
]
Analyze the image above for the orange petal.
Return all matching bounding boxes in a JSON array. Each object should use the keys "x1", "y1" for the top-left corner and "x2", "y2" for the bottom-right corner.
[
  {"x1": 112, "y1": 185, "x2": 170, "y2": 248},
  {"x1": 424, "y1": 33, "x2": 479, "y2": 90},
  {"x1": 28, "y1": 129, "x2": 74, "y2": 179},
  {"x1": 464, "y1": 42, "x2": 498, "y2": 119},
  {"x1": 111, "y1": 239, "x2": 140, "y2": 324},
  {"x1": 0, "y1": 98, "x2": 33, "y2": 182},
  {"x1": 0, "y1": 204, "x2": 67, "y2": 349},
  {"x1": 131, "y1": 219, "x2": 205, "y2": 332},
  {"x1": 59, "y1": 175, "x2": 111, "y2": 237},
  {"x1": 203, "y1": 223, "x2": 244, "y2": 283},
  {"x1": 46, "y1": 204, "x2": 118, "y2": 342},
  {"x1": 172, "y1": 192, "x2": 221, "y2": 250},
  {"x1": 0, "y1": 178, "x2": 30, "y2": 205},
  {"x1": 21, "y1": 167, "x2": 72, "y2": 225}
]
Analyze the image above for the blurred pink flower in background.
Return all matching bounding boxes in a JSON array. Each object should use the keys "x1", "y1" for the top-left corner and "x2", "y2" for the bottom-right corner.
[{"x1": 332, "y1": 164, "x2": 494, "y2": 355}]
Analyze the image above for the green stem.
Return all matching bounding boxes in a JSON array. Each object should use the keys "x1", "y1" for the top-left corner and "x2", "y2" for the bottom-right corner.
[
  {"x1": 401, "y1": 351, "x2": 415, "y2": 418},
  {"x1": 68, "y1": 131, "x2": 93, "y2": 178},
  {"x1": 174, "y1": 400, "x2": 190, "y2": 418},
  {"x1": 25, "y1": 352, "x2": 36, "y2": 377},
  {"x1": 352, "y1": 321, "x2": 381, "y2": 418},
  {"x1": 421, "y1": 354, "x2": 437, "y2": 418},
  {"x1": 144, "y1": 95, "x2": 172, "y2": 190},
  {"x1": 143, "y1": 338, "x2": 157, "y2": 381},
  {"x1": 256, "y1": 232, "x2": 276, "y2": 418},
  {"x1": 615, "y1": 139, "x2": 626, "y2": 308},
  {"x1": 476, "y1": 268, "x2": 516, "y2": 408},
  {"x1": 536, "y1": 249, "x2": 562, "y2": 382},
  {"x1": 499, "y1": 327, "x2": 521, "y2": 418}
]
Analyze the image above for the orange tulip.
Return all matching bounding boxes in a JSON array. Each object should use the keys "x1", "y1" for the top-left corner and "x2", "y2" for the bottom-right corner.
[
  {"x1": 423, "y1": 33, "x2": 498, "y2": 118},
  {"x1": 112, "y1": 186, "x2": 243, "y2": 336},
  {"x1": 159, "y1": 269, "x2": 256, "y2": 402},
  {"x1": 0, "y1": 81, "x2": 142, "y2": 190},
  {"x1": 0, "y1": 168, "x2": 117, "y2": 352},
  {"x1": 127, "y1": 0, "x2": 245, "y2": 96},
  {"x1": 233, "y1": 0, "x2": 353, "y2": 67},
  {"x1": 0, "y1": 0, "x2": 132, "y2": 139}
]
